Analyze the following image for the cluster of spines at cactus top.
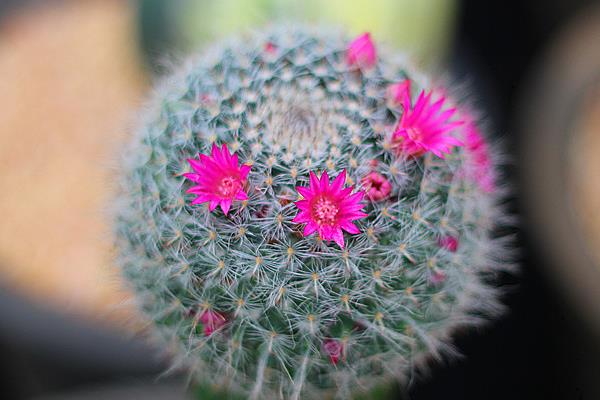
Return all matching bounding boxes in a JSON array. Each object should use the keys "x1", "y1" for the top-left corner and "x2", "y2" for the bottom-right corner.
[{"x1": 115, "y1": 27, "x2": 512, "y2": 400}]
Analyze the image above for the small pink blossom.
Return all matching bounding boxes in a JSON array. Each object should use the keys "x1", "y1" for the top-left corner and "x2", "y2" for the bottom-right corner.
[
  {"x1": 346, "y1": 32, "x2": 376, "y2": 68},
  {"x1": 438, "y1": 236, "x2": 459, "y2": 252},
  {"x1": 391, "y1": 79, "x2": 464, "y2": 158},
  {"x1": 184, "y1": 143, "x2": 251, "y2": 215},
  {"x1": 430, "y1": 268, "x2": 446, "y2": 285},
  {"x1": 387, "y1": 80, "x2": 412, "y2": 107},
  {"x1": 323, "y1": 338, "x2": 345, "y2": 365},
  {"x1": 199, "y1": 309, "x2": 227, "y2": 337},
  {"x1": 198, "y1": 93, "x2": 212, "y2": 103},
  {"x1": 362, "y1": 172, "x2": 392, "y2": 202},
  {"x1": 464, "y1": 119, "x2": 495, "y2": 193},
  {"x1": 293, "y1": 170, "x2": 367, "y2": 248},
  {"x1": 264, "y1": 41, "x2": 277, "y2": 54}
]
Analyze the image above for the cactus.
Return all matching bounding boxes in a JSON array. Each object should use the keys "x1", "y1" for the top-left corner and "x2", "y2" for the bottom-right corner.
[{"x1": 114, "y1": 27, "x2": 513, "y2": 400}]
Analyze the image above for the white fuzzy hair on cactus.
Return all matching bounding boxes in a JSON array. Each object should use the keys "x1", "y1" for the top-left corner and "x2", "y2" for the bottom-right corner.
[{"x1": 114, "y1": 26, "x2": 514, "y2": 400}]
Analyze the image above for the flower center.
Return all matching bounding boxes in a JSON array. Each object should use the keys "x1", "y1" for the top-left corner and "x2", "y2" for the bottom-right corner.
[
  {"x1": 313, "y1": 197, "x2": 338, "y2": 226},
  {"x1": 406, "y1": 126, "x2": 423, "y2": 142},
  {"x1": 217, "y1": 176, "x2": 240, "y2": 198},
  {"x1": 369, "y1": 178, "x2": 383, "y2": 191}
]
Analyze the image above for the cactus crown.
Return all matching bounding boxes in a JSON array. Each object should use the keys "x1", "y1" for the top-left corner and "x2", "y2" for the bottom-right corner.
[{"x1": 115, "y1": 27, "x2": 512, "y2": 399}]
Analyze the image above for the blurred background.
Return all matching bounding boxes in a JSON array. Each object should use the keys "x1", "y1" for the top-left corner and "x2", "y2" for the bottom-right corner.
[{"x1": 0, "y1": 0, "x2": 599, "y2": 398}]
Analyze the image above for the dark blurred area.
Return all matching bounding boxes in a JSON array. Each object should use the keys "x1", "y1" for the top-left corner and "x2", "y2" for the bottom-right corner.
[{"x1": 1, "y1": 0, "x2": 599, "y2": 399}]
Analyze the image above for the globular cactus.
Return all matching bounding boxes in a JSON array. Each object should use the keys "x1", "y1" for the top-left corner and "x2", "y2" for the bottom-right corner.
[{"x1": 115, "y1": 27, "x2": 513, "y2": 400}]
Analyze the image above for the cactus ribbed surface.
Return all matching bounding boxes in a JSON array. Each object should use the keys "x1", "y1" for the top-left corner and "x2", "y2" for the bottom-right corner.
[{"x1": 115, "y1": 27, "x2": 512, "y2": 399}]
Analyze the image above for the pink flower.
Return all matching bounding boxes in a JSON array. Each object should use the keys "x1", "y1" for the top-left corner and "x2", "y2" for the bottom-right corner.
[
  {"x1": 184, "y1": 143, "x2": 251, "y2": 215},
  {"x1": 438, "y1": 236, "x2": 459, "y2": 252},
  {"x1": 391, "y1": 79, "x2": 464, "y2": 158},
  {"x1": 361, "y1": 172, "x2": 392, "y2": 202},
  {"x1": 293, "y1": 170, "x2": 367, "y2": 248},
  {"x1": 199, "y1": 309, "x2": 227, "y2": 336},
  {"x1": 264, "y1": 41, "x2": 277, "y2": 54},
  {"x1": 323, "y1": 338, "x2": 345, "y2": 365},
  {"x1": 387, "y1": 80, "x2": 412, "y2": 107},
  {"x1": 346, "y1": 32, "x2": 376, "y2": 68},
  {"x1": 464, "y1": 119, "x2": 495, "y2": 193},
  {"x1": 430, "y1": 268, "x2": 446, "y2": 285},
  {"x1": 198, "y1": 93, "x2": 212, "y2": 103}
]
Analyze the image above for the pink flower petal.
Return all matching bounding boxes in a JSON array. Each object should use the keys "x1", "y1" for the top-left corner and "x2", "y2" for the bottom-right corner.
[
  {"x1": 341, "y1": 221, "x2": 360, "y2": 234},
  {"x1": 438, "y1": 236, "x2": 459, "y2": 252},
  {"x1": 183, "y1": 172, "x2": 201, "y2": 182},
  {"x1": 296, "y1": 186, "x2": 312, "y2": 199},
  {"x1": 220, "y1": 199, "x2": 232, "y2": 215},
  {"x1": 236, "y1": 191, "x2": 248, "y2": 200},
  {"x1": 323, "y1": 339, "x2": 344, "y2": 365},
  {"x1": 309, "y1": 171, "x2": 320, "y2": 191},
  {"x1": 330, "y1": 169, "x2": 346, "y2": 192},
  {"x1": 303, "y1": 222, "x2": 318, "y2": 236},
  {"x1": 295, "y1": 200, "x2": 310, "y2": 211},
  {"x1": 199, "y1": 309, "x2": 227, "y2": 337},
  {"x1": 319, "y1": 171, "x2": 330, "y2": 191},
  {"x1": 191, "y1": 197, "x2": 206, "y2": 205},
  {"x1": 347, "y1": 32, "x2": 377, "y2": 68},
  {"x1": 240, "y1": 164, "x2": 251, "y2": 179},
  {"x1": 388, "y1": 79, "x2": 412, "y2": 108},
  {"x1": 292, "y1": 210, "x2": 310, "y2": 223},
  {"x1": 392, "y1": 84, "x2": 464, "y2": 158},
  {"x1": 463, "y1": 117, "x2": 496, "y2": 192},
  {"x1": 332, "y1": 228, "x2": 345, "y2": 249},
  {"x1": 188, "y1": 158, "x2": 203, "y2": 171}
]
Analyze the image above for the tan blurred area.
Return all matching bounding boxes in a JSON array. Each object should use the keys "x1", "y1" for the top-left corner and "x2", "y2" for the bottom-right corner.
[
  {"x1": 0, "y1": 0, "x2": 146, "y2": 322},
  {"x1": 570, "y1": 87, "x2": 600, "y2": 268}
]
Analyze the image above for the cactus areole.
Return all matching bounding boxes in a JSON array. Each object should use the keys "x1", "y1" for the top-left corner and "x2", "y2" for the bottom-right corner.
[{"x1": 115, "y1": 28, "x2": 512, "y2": 399}]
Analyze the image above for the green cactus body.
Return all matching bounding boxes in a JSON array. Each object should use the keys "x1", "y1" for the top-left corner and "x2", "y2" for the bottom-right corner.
[{"x1": 115, "y1": 27, "x2": 512, "y2": 399}]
